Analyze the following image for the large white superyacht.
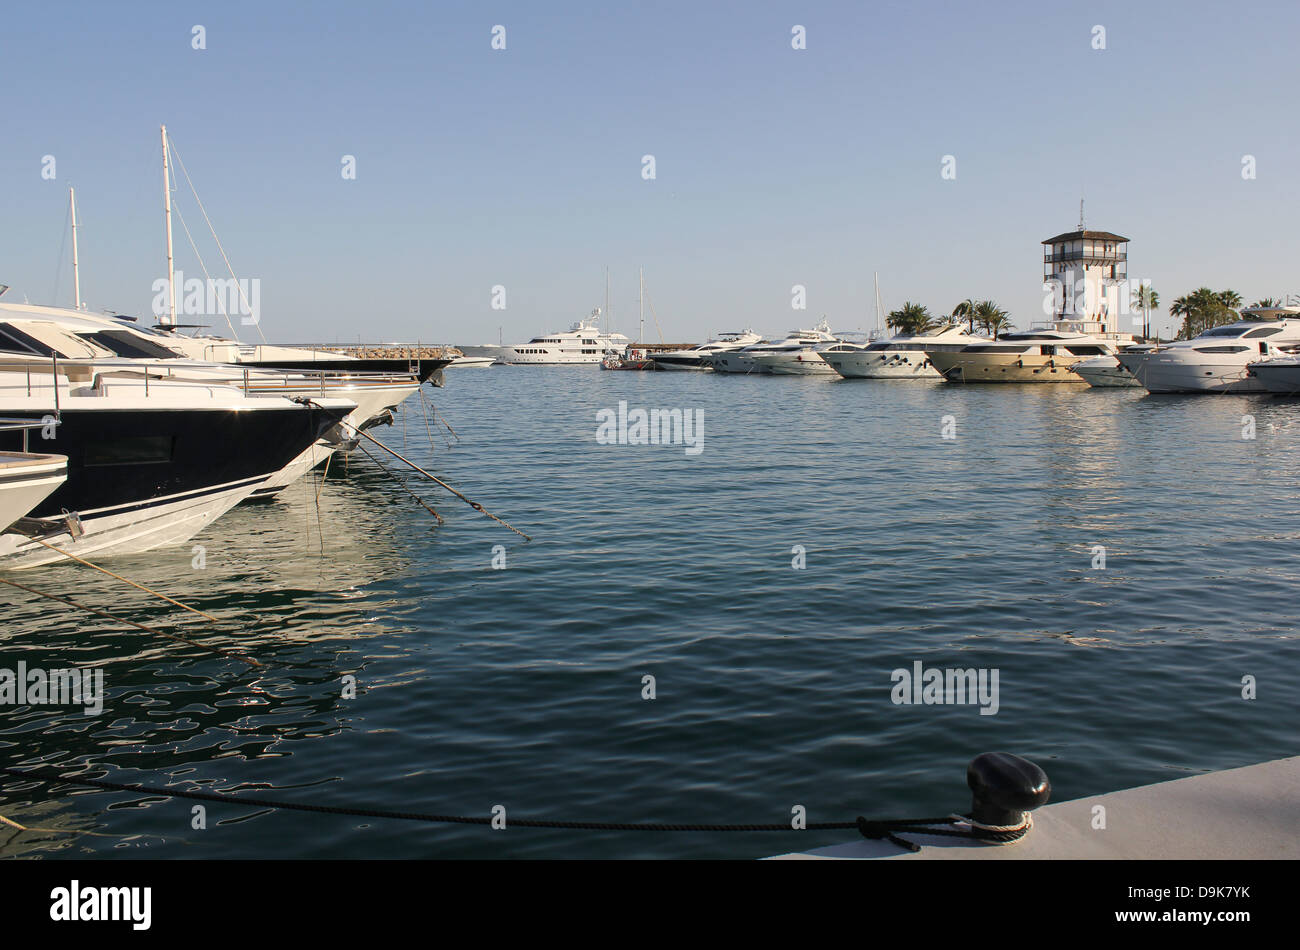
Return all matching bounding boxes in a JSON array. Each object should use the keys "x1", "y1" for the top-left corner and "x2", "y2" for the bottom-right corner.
[{"x1": 501, "y1": 313, "x2": 632, "y2": 365}]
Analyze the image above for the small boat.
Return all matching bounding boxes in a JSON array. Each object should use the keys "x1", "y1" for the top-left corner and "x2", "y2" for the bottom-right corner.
[
  {"x1": 600, "y1": 349, "x2": 656, "y2": 371},
  {"x1": 445, "y1": 355, "x2": 497, "y2": 369}
]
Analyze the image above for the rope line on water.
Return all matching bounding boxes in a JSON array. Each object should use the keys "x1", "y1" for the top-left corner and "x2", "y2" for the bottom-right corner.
[
  {"x1": 354, "y1": 439, "x2": 444, "y2": 524},
  {"x1": 26, "y1": 536, "x2": 221, "y2": 623},
  {"x1": 0, "y1": 576, "x2": 262, "y2": 668},
  {"x1": 0, "y1": 767, "x2": 1003, "y2": 840},
  {"x1": 330, "y1": 414, "x2": 529, "y2": 540}
]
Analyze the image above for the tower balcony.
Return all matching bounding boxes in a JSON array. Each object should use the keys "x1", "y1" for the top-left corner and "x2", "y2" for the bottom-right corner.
[{"x1": 1043, "y1": 250, "x2": 1127, "y2": 264}]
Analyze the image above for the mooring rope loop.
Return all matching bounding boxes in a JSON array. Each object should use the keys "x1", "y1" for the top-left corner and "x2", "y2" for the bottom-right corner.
[{"x1": 0, "y1": 767, "x2": 1019, "y2": 846}]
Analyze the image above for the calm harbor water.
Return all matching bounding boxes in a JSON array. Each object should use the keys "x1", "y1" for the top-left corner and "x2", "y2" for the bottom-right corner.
[{"x1": 2, "y1": 366, "x2": 1297, "y2": 859}]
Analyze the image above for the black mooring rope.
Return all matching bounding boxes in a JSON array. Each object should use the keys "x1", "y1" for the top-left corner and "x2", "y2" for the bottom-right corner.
[{"x1": 0, "y1": 767, "x2": 1009, "y2": 843}]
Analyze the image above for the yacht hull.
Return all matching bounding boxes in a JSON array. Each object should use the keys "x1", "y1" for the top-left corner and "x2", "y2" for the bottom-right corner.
[
  {"x1": 1249, "y1": 362, "x2": 1300, "y2": 395},
  {"x1": 822, "y1": 352, "x2": 942, "y2": 379},
  {"x1": 754, "y1": 354, "x2": 837, "y2": 375},
  {"x1": 711, "y1": 353, "x2": 767, "y2": 374},
  {"x1": 929, "y1": 351, "x2": 1089, "y2": 383},
  {"x1": 244, "y1": 380, "x2": 416, "y2": 499},
  {"x1": 650, "y1": 355, "x2": 710, "y2": 371},
  {"x1": 0, "y1": 403, "x2": 348, "y2": 568},
  {"x1": 1071, "y1": 356, "x2": 1141, "y2": 388},
  {"x1": 1117, "y1": 353, "x2": 1264, "y2": 393}
]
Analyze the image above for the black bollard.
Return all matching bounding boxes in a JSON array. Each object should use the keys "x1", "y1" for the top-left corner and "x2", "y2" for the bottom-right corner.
[{"x1": 966, "y1": 752, "x2": 1051, "y2": 840}]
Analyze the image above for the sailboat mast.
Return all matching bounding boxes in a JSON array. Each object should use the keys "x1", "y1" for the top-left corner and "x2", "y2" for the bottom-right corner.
[
  {"x1": 638, "y1": 267, "x2": 644, "y2": 343},
  {"x1": 873, "y1": 272, "x2": 883, "y2": 337},
  {"x1": 69, "y1": 187, "x2": 81, "y2": 310},
  {"x1": 161, "y1": 124, "x2": 177, "y2": 327}
]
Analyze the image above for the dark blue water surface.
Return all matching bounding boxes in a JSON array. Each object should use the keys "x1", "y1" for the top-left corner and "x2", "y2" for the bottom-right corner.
[{"x1": 1, "y1": 367, "x2": 1297, "y2": 858}]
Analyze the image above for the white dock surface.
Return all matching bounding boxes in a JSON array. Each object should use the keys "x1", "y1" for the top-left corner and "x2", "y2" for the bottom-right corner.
[{"x1": 772, "y1": 756, "x2": 1300, "y2": 860}]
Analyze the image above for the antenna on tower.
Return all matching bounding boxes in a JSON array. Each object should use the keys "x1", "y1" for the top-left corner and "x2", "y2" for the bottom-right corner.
[{"x1": 1079, "y1": 198, "x2": 1085, "y2": 232}]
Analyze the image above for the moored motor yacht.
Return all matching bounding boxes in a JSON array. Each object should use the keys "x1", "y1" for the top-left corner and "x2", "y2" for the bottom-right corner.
[
  {"x1": 820, "y1": 323, "x2": 986, "y2": 379},
  {"x1": 928, "y1": 330, "x2": 1121, "y2": 383},
  {"x1": 0, "y1": 303, "x2": 422, "y2": 499},
  {"x1": 1117, "y1": 307, "x2": 1300, "y2": 393},
  {"x1": 0, "y1": 361, "x2": 354, "y2": 569},
  {"x1": 1070, "y1": 348, "x2": 1152, "y2": 388},
  {"x1": 749, "y1": 341, "x2": 843, "y2": 375},
  {"x1": 711, "y1": 321, "x2": 838, "y2": 374},
  {"x1": 649, "y1": 330, "x2": 764, "y2": 370},
  {"x1": 445, "y1": 355, "x2": 496, "y2": 369}
]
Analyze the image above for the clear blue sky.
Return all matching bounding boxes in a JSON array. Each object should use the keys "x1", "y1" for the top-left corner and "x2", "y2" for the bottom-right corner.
[{"x1": 2, "y1": 0, "x2": 1297, "y2": 343}]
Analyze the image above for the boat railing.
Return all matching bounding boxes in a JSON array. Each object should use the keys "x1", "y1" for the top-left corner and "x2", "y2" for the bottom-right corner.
[{"x1": 0, "y1": 415, "x2": 62, "y2": 452}]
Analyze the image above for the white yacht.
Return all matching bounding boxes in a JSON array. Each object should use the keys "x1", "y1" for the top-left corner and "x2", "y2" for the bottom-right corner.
[
  {"x1": 1117, "y1": 308, "x2": 1300, "y2": 393},
  {"x1": 0, "y1": 303, "x2": 421, "y2": 500},
  {"x1": 820, "y1": 324, "x2": 986, "y2": 379},
  {"x1": 451, "y1": 344, "x2": 507, "y2": 364},
  {"x1": 928, "y1": 330, "x2": 1121, "y2": 383},
  {"x1": 1069, "y1": 347, "x2": 1153, "y2": 388},
  {"x1": 649, "y1": 330, "x2": 763, "y2": 371},
  {"x1": 0, "y1": 361, "x2": 354, "y2": 569},
  {"x1": 445, "y1": 355, "x2": 497, "y2": 369},
  {"x1": 712, "y1": 321, "x2": 838, "y2": 374},
  {"x1": 502, "y1": 315, "x2": 632, "y2": 365},
  {"x1": 749, "y1": 340, "x2": 844, "y2": 375}
]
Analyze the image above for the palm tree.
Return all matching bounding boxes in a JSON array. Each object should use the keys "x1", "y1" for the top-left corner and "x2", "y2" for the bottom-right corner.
[
  {"x1": 887, "y1": 302, "x2": 934, "y2": 336},
  {"x1": 1133, "y1": 284, "x2": 1159, "y2": 339},
  {"x1": 1218, "y1": 290, "x2": 1243, "y2": 311},
  {"x1": 1172, "y1": 287, "x2": 1237, "y2": 338},
  {"x1": 951, "y1": 299, "x2": 977, "y2": 334},
  {"x1": 1251, "y1": 297, "x2": 1281, "y2": 309},
  {"x1": 973, "y1": 300, "x2": 1013, "y2": 339}
]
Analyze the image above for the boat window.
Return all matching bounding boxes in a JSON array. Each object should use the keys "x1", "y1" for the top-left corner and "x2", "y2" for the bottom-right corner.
[
  {"x1": 1243, "y1": 327, "x2": 1283, "y2": 339},
  {"x1": 1199, "y1": 326, "x2": 1249, "y2": 338},
  {"x1": 84, "y1": 435, "x2": 175, "y2": 467},
  {"x1": 1192, "y1": 345, "x2": 1250, "y2": 353},
  {"x1": 1065, "y1": 345, "x2": 1106, "y2": 355},
  {"x1": 6, "y1": 323, "x2": 116, "y2": 359},
  {"x1": 0, "y1": 323, "x2": 55, "y2": 356},
  {"x1": 78, "y1": 330, "x2": 183, "y2": 359}
]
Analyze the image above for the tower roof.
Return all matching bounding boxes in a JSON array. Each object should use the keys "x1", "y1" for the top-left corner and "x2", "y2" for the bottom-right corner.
[{"x1": 1042, "y1": 229, "x2": 1129, "y2": 245}]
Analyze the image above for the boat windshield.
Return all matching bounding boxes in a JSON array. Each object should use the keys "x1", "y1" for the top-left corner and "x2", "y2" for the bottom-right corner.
[{"x1": 77, "y1": 329, "x2": 184, "y2": 359}]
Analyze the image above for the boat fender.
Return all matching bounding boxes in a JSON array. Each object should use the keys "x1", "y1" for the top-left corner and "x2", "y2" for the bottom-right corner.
[{"x1": 966, "y1": 751, "x2": 1050, "y2": 841}]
